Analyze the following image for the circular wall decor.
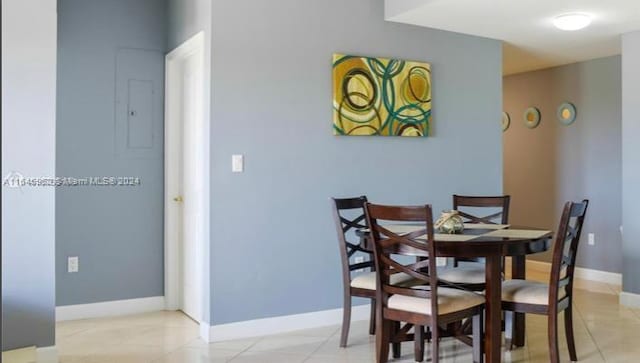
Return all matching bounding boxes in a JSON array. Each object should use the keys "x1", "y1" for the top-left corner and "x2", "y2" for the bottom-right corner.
[
  {"x1": 523, "y1": 107, "x2": 541, "y2": 129},
  {"x1": 557, "y1": 102, "x2": 577, "y2": 126},
  {"x1": 502, "y1": 112, "x2": 510, "y2": 132}
]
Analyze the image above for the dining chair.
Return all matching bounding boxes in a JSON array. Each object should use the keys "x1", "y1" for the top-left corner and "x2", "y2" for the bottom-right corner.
[
  {"x1": 502, "y1": 200, "x2": 589, "y2": 363},
  {"x1": 331, "y1": 196, "x2": 414, "y2": 348},
  {"x1": 365, "y1": 203, "x2": 485, "y2": 363},
  {"x1": 438, "y1": 195, "x2": 511, "y2": 291}
]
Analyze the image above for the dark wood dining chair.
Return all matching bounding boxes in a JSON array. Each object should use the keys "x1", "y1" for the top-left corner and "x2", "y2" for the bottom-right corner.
[
  {"x1": 365, "y1": 203, "x2": 485, "y2": 363},
  {"x1": 331, "y1": 196, "x2": 414, "y2": 348},
  {"x1": 438, "y1": 195, "x2": 511, "y2": 291},
  {"x1": 502, "y1": 200, "x2": 589, "y2": 363}
]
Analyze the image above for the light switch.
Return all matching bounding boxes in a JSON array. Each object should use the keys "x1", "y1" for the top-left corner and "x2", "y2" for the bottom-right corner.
[
  {"x1": 232, "y1": 154, "x2": 244, "y2": 173},
  {"x1": 68, "y1": 256, "x2": 79, "y2": 273}
]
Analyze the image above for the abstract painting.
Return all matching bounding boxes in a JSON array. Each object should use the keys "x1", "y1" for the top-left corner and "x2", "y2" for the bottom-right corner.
[{"x1": 332, "y1": 54, "x2": 432, "y2": 137}]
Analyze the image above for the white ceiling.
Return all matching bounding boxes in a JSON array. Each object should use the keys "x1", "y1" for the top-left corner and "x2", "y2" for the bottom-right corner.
[{"x1": 385, "y1": 0, "x2": 640, "y2": 75}]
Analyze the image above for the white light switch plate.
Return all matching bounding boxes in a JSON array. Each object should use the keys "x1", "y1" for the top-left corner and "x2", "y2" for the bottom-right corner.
[
  {"x1": 68, "y1": 256, "x2": 79, "y2": 273},
  {"x1": 588, "y1": 233, "x2": 595, "y2": 246},
  {"x1": 232, "y1": 154, "x2": 243, "y2": 173}
]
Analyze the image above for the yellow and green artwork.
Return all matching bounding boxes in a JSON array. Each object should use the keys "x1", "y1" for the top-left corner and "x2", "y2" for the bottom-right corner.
[{"x1": 332, "y1": 54, "x2": 432, "y2": 137}]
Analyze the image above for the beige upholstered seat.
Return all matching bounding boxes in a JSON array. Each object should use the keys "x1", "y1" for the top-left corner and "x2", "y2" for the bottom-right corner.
[
  {"x1": 388, "y1": 286, "x2": 484, "y2": 316},
  {"x1": 438, "y1": 264, "x2": 486, "y2": 285},
  {"x1": 502, "y1": 279, "x2": 566, "y2": 305},
  {"x1": 350, "y1": 272, "x2": 414, "y2": 290}
]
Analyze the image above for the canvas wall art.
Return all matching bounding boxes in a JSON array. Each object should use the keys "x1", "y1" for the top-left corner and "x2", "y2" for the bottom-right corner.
[{"x1": 332, "y1": 54, "x2": 432, "y2": 137}]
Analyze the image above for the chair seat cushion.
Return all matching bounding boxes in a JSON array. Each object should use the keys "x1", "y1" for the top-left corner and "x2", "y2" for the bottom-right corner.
[
  {"x1": 388, "y1": 286, "x2": 484, "y2": 316},
  {"x1": 501, "y1": 279, "x2": 566, "y2": 305},
  {"x1": 438, "y1": 264, "x2": 486, "y2": 285},
  {"x1": 350, "y1": 272, "x2": 414, "y2": 290}
]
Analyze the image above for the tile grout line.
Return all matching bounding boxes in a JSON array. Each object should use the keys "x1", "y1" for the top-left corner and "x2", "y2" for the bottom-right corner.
[
  {"x1": 225, "y1": 335, "x2": 265, "y2": 362},
  {"x1": 304, "y1": 324, "x2": 371, "y2": 362},
  {"x1": 56, "y1": 326, "x2": 95, "y2": 341},
  {"x1": 573, "y1": 302, "x2": 607, "y2": 362},
  {"x1": 302, "y1": 335, "x2": 334, "y2": 362}
]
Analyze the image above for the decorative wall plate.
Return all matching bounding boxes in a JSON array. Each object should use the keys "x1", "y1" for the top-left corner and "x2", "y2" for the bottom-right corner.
[
  {"x1": 523, "y1": 107, "x2": 541, "y2": 129},
  {"x1": 557, "y1": 102, "x2": 577, "y2": 126},
  {"x1": 502, "y1": 112, "x2": 510, "y2": 132}
]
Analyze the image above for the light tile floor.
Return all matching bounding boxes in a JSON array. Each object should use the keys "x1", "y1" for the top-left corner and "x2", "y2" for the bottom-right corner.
[{"x1": 57, "y1": 272, "x2": 637, "y2": 362}]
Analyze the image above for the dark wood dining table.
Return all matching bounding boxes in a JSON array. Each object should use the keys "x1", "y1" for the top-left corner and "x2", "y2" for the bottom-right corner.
[{"x1": 357, "y1": 225, "x2": 552, "y2": 363}]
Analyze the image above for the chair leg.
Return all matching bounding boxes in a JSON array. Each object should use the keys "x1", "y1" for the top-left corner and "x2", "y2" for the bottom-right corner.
[
  {"x1": 376, "y1": 318, "x2": 390, "y2": 363},
  {"x1": 392, "y1": 322, "x2": 401, "y2": 358},
  {"x1": 504, "y1": 311, "x2": 514, "y2": 351},
  {"x1": 414, "y1": 325, "x2": 424, "y2": 362},
  {"x1": 339, "y1": 296, "x2": 351, "y2": 348},
  {"x1": 431, "y1": 323, "x2": 440, "y2": 363},
  {"x1": 548, "y1": 312, "x2": 560, "y2": 363},
  {"x1": 369, "y1": 299, "x2": 376, "y2": 335},
  {"x1": 564, "y1": 307, "x2": 578, "y2": 362},
  {"x1": 473, "y1": 313, "x2": 484, "y2": 363}
]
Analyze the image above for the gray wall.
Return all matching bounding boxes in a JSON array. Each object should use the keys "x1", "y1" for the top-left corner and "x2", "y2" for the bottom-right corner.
[
  {"x1": 503, "y1": 56, "x2": 622, "y2": 272},
  {"x1": 56, "y1": 0, "x2": 167, "y2": 306},
  {"x1": 1, "y1": 0, "x2": 57, "y2": 349},
  {"x1": 167, "y1": 0, "x2": 211, "y2": 50},
  {"x1": 622, "y1": 31, "x2": 640, "y2": 293},
  {"x1": 209, "y1": 0, "x2": 503, "y2": 325}
]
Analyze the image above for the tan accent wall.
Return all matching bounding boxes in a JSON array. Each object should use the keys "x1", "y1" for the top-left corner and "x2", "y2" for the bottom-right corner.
[{"x1": 503, "y1": 56, "x2": 622, "y2": 272}]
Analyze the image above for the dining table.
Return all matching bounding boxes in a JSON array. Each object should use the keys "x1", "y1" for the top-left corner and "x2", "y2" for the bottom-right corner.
[{"x1": 357, "y1": 223, "x2": 552, "y2": 363}]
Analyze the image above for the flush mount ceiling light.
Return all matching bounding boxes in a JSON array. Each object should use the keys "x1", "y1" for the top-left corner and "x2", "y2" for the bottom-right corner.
[{"x1": 553, "y1": 13, "x2": 592, "y2": 31}]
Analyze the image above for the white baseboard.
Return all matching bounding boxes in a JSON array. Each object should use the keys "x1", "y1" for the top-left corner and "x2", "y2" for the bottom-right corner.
[
  {"x1": 202, "y1": 304, "x2": 371, "y2": 343},
  {"x1": 575, "y1": 266, "x2": 622, "y2": 285},
  {"x1": 56, "y1": 296, "x2": 164, "y2": 321},
  {"x1": 523, "y1": 260, "x2": 622, "y2": 286},
  {"x1": 36, "y1": 346, "x2": 58, "y2": 363},
  {"x1": 3, "y1": 346, "x2": 58, "y2": 363},
  {"x1": 620, "y1": 292, "x2": 640, "y2": 308},
  {"x1": 200, "y1": 321, "x2": 212, "y2": 342},
  {"x1": 2, "y1": 346, "x2": 36, "y2": 363}
]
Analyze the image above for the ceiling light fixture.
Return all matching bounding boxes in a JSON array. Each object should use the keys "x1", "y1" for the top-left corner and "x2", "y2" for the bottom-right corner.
[{"x1": 553, "y1": 13, "x2": 592, "y2": 31}]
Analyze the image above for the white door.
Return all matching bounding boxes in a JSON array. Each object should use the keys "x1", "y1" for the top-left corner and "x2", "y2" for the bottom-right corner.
[
  {"x1": 165, "y1": 34, "x2": 205, "y2": 322},
  {"x1": 179, "y1": 53, "x2": 203, "y2": 321}
]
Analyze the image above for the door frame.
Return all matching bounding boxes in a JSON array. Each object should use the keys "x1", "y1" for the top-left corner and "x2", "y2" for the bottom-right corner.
[{"x1": 164, "y1": 31, "x2": 210, "y2": 323}]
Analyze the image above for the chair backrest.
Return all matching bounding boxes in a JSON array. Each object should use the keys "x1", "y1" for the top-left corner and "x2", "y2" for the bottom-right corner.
[
  {"x1": 549, "y1": 200, "x2": 589, "y2": 304},
  {"x1": 453, "y1": 195, "x2": 511, "y2": 224},
  {"x1": 364, "y1": 203, "x2": 439, "y2": 317},
  {"x1": 331, "y1": 196, "x2": 372, "y2": 285}
]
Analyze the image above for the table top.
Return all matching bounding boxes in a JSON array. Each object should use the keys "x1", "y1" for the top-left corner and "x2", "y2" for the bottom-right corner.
[{"x1": 357, "y1": 223, "x2": 553, "y2": 258}]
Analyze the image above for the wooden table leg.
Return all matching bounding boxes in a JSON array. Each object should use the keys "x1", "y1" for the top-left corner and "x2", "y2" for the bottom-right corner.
[
  {"x1": 511, "y1": 255, "x2": 526, "y2": 347},
  {"x1": 485, "y1": 254, "x2": 502, "y2": 363}
]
